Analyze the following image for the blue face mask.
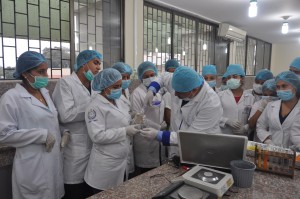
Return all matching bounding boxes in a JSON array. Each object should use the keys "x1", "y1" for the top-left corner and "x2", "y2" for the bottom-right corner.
[
  {"x1": 227, "y1": 79, "x2": 241, "y2": 90},
  {"x1": 207, "y1": 80, "x2": 216, "y2": 88},
  {"x1": 122, "y1": 80, "x2": 131, "y2": 89},
  {"x1": 28, "y1": 73, "x2": 49, "y2": 89},
  {"x1": 277, "y1": 89, "x2": 295, "y2": 101},
  {"x1": 221, "y1": 84, "x2": 228, "y2": 91},
  {"x1": 84, "y1": 70, "x2": 94, "y2": 81},
  {"x1": 107, "y1": 88, "x2": 122, "y2": 100}
]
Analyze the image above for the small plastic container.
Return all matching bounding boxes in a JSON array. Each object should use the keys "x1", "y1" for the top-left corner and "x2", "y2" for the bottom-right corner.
[{"x1": 230, "y1": 160, "x2": 256, "y2": 188}]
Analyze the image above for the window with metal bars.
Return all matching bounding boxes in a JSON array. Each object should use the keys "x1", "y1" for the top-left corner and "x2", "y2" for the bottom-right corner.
[{"x1": 0, "y1": 0, "x2": 71, "y2": 79}]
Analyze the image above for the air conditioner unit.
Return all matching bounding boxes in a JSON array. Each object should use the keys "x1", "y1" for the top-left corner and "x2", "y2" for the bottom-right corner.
[{"x1": 218, "y1": 23, "x2": 247, "y2": 42}]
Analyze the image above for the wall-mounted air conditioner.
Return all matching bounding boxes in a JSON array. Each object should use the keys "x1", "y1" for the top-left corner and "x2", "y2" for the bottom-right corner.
[{"x1": 218, "y1": 23, "x2": 247, "y2": 42}]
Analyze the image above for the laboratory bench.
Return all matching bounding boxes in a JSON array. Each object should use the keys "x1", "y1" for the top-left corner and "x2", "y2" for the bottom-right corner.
[{"x1": 88, "y1": 163, "x2": 300, "y2": 199}]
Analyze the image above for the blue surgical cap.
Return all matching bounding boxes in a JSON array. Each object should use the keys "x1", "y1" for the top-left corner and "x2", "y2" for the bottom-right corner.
[
  {"x1": 172, "y1": 66, "x2": 203, "y2": 92},
  {"x1": 262, "y1": 79, "x2": 276, "y2": 93},
  {"x1": 74, "y1": 50, "x2": 103, "y2": 72},
  {"x1": 13, "y1": 51, "x2": 46, "y2": 79},
  {"x1": 275, "y1": 71, "x2": 300, "y2": 91},
  {"x1": 255, "y1": 69, "x2": 273, "y2": 81},
  {"x1": 137, "y1": 61, "x2": 158, "y2": 80},
  {"x1": 112, "y1": 62, "x2": 133, "y2": 75},
  {"x1": 165, "y1": 59, "x2": 180, "y2": 71},
  {"x1": 290, "y1": 57, "x2": 300, "y2": 70},
  {"x1": 226, "y1": 64, "x2": 245, "y2": 77},
  {"x1": 92, "y1": 68, "x2": 122, "y2": 92},
  {"x1": 202, "y1": 65, "x2": 217, "y2": 76},
  {"x1": 222, "y1": 71, "x2": 229, "y2": 79}
]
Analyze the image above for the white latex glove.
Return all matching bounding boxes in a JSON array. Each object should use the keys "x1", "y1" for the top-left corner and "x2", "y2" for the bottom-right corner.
[
  {"x1": 226, "y1": 119, "x2": 243, "y2": 129},
  {"x1": 145, "y1": 90, "x2": 154, "y2": 107},
  {"x1": 60, "y1": 131, "x2": 70, "y2": 148},
  {"x1": 264, "y1": 138, "x2": 273, "y2": 145},
  {"x1": 258, "y1": 99, "x2": 269, "y2": 112},
  {"x1": 132, "y1": 113, "x2": 145, "y2": 125},
  {"x1": 45, "y1": 133, "x2": 56, "y2": 152},
  {"x1": 160, "y1": 121, "x2": 168, "y2": 131},
  {"x1": 233, "y1": 126, "x2": 246, "y2": 135},
  {"x1": 140, "y1": 127, "x2": 159, "y2": 140},
  {"x1": 125, "y1": 124, "x2": 141, "y2": 136}
]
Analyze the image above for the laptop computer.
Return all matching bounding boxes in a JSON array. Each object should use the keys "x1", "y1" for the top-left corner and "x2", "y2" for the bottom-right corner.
[{"x1": 177, "y1": 131, "x2": 248, "y2": 170}]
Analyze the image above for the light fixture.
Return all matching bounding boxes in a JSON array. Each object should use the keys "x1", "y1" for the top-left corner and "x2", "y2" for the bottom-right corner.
[
  {"x1": 167, "y1": 37, "x2": 171, "y2": 45},
  {"x1": 248, "y1": 0, "x2": 257, "y2": 18},
  {"x1": 281, "y1": 16, "x2": 290, "y2": 34},
  {"x1": 155, "y1": 47, "x2": 158, "y2": 53},
  {"x1": 202, "y1": 43, "x2": 207, "y2": 50},
  {"x1": 182, "y1": 50, "x2": 186, "y2": 56}
]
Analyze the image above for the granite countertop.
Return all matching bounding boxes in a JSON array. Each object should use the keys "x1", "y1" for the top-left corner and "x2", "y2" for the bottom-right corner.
[
  {"x1": 89, "y1": 164, "x2": 300, "y2": 199},
  {"x1": 0, "y1": 145, "x2": 15, "y2": 167}
]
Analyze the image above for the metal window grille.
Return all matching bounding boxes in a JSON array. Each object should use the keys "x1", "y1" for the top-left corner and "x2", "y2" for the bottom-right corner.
[{"x1": 0, "y1": 0, "x2": 71, "y2": 79}]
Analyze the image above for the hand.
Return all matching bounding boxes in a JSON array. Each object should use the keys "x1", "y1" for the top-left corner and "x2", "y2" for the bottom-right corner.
[
  {"x1": 125, "y1": 124, "x2": 141, "y2": 136},
  {"x1": 264, "y1": 139, "x2": 273, "y2": 145},
  {"x1": 132, "y1": 113, "x2": 145, "y2": 125},
  {"x1": 60, "y1": 131, "x2": 70, "y2": 148},
  {"x1": 145, "y1": 90, "x2": 154, "y2": 107},
  {"x1": 160, "y1": 121, "x2": 168, "y2": 131},
  {"x1": 233, "y1": 126, "x2": 246, "y2": 135},
  {"x1": 226, "y1": 119, "x2": 243, "y2": 129},
  {"x1": 140, "y1": 127, "x2": 159, "y2": 140},
  {"x1": 45, "y1": 133, "x2": 56, "y2": 152},
  {"x1": 258, "y1": 99, "x2": 269, "y2": 112}
]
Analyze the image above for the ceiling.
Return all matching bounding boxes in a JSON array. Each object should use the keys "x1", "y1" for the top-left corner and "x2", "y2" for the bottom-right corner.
[{"x1": 153, "y1": 0, "x2": 300, "y2": 44}]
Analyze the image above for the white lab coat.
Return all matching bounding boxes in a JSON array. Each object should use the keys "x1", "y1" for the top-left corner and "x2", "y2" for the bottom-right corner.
[
  {"x1": 131, "y1": 84, "x2": 165, "y2": 168},
  {"x1": 218, "y1": 89, "x2": 255, "y2": 134},
  {"x1": 120, "y1": 88, "x2": 135, "y2": 174},
  {"x1": 52, "y1": 72, "x2": 93, "y2": 184},
  {"x1": 84, "y1": 94, "x2": 130, "y2": 190},
  {"x1": 257, "y1": 100, "x2": 300, "y2": 148},
  {"x1": 157, "y1": 74, "x2": 223, "y2": 146},
  {"x1": 0, "y1": 84, "x2": 64, "y2": 199}
]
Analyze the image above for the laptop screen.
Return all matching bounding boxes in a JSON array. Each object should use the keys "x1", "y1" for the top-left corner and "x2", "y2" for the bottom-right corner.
[{"x1": 177, "y1": 131, "x2": 248, "y2": 169}]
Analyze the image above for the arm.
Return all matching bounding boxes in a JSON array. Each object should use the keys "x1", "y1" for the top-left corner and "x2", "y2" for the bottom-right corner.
[
  {"x1": 52, "y1": 79, "x2": 89, "y2": 123},
  {"x1": 0, "y1": 95, "x2": 47, "y2": 148},
  {"x1": 256, "y1": 105, "x2": 271, "y2": 143},
  {"x1": 85, "y1": 107, "x2": 127, "y2": 144}
]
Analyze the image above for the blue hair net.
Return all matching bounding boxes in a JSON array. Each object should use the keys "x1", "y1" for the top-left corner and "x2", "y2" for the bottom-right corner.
[
  {"x1": 92, "y1": 68, "x2": 122, "y2": 92},
  {"x1": 202, "y1": 65, "x2": 217, "y2": 76},
  {"x1": 13, "y1": 51, "x2": 46, "y2": 79},
  {"x1": 262, "y1": 79, "x2": 276, "y2": 93},
  {"x1": 290, "y1": 57, "x2": 300, "y2": 70},
  {"x1": 165, "y1": 59, "x2": 180, "y2": 71},
  {"x1": 226, "y1": 64, "x2": 245, "y2": 77},
  {"x1": 137, "y1": 61, "x2": 158, "y2": 80},
  {"x1": 255, "y1": 69, "x2": 273, "y2": 81},
  {"x1": 275, "y1": 71, "x2": 300, "y2": 91},
  {"x1": 74, "y1": 50, "x2": 103, "y2": 72},
  {"x1": 112, "y1": 62, "x2": 133, "y2": 75},
  {"x1": 172, "y1": 66, "x2": 203, "y2": 92}
]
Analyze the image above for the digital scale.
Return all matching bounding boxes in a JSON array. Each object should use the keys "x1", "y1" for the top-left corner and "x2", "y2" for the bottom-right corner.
[{"x1": 182, "y1": 165, "x2": 234, "y2": 197}]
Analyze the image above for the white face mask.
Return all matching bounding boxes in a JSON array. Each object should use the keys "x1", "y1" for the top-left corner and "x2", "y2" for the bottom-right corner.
[
  {"x1": 261, "y1": 96, "x2": 280, "y2": 101},
  {"x1": 227, "y1": 79, "x2": 241, "y2": 90},
  {"x1": 253, "y1": 83, "x2": 263, "y2": 94},
  {"x1": 181, "y1": 91, "x2": 193, "y2": 101},
  {"x1": 142, "y1": 77, "x2": 156, "y2": 87}
]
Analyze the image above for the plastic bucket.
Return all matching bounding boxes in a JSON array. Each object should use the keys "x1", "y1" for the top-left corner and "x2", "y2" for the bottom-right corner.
[{"x1": 230, "y1": 160, "x2": 256, "y2": 188}]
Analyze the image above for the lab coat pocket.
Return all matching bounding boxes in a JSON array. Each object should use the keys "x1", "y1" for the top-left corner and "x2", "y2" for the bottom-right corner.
[{"x1": 14, "y1": 155, "x2": 47, "y2": 193}]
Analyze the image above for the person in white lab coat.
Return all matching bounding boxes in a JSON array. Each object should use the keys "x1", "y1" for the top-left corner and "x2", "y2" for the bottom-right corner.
[
  {"x1": 289, "y1": 57, "x2": 300, "y2": 76},
  {"x1": 84, "y1": 68, "x2": 141, "y2": 193},
  {"x1": 52, "y1": 50, "x2": 102, "y2": 199},
  {"x1": 257, "y1": 71, "x2": 300, "y2": 149},
  {"x1": 131, "y1": 61, "x2": 166, "y2": 174},
  {"x1": 248, "y1": 79, "x2": 278, "y2": 141},
  {"x1": 249, "y1": 69, "x2": 274, "y2": 102},
  {"x1": 112, "y1": 62, "x2": 135, "y2": 177},
  {"x1": 218, "y1": 64, "x2": 255, "y2": 135},
  {"x1": 202, "y1": 65, "x2": 220, "y2": 92},
  {"x1": 0, "y1": 51, "x2": 64, "y2": 199},
  {"x1": 140, "y1": 66, "x2": 223, "y2": 146}
]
